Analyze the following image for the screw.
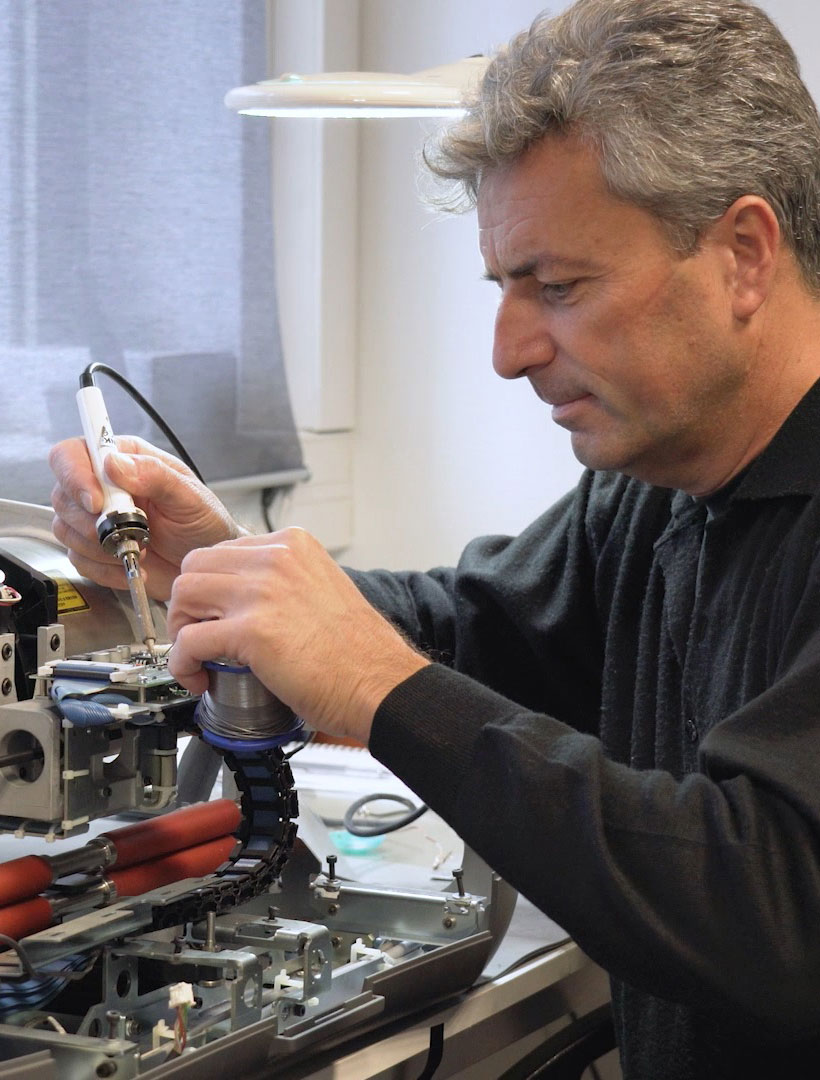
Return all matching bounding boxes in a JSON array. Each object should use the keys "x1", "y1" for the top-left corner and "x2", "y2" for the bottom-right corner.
[
  {"x1": 1, "y1": 679, "x2": 11, "y2": 696},
  {"x1": 453, "y1": 868, "x2": 466, "y2": 897},
  {"x1": 330, "y1": 936, "x2": 341, "y2": 948},
  {"x1": 205, "y1": 910, "x2": 218, "y2": 952},
  {"x1": 326, "y1": 854, "x2": 338, "y2": 879},
  {"x1": 293, "y1": 1004, "x2": 306, "y2": 1017},
  {"x1": 443, "y1": 916, "x2": 456, "y2": 929},
  {"x1": 328, "y1": 904, "x2": 338, "y2": 915},
  {"x1": 267, "y1": 904, "x2": 279, "y2": 921},
  {"x1": 50, "y1": 634, "x2": 61, "y2": 652},
  {"x1": 1, "y1": 644, "x2": 11, "y2": 661},
  {"x1": 96, "y1": 1063, "x2": 117, "y2": 1078}
]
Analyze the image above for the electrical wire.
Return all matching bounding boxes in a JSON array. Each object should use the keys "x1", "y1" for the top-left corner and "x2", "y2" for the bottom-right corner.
[
  {"x1": 80, "y1": 362, "x2": 204, "y2": 482},
  {"x1": 343, "y1": 792, "x2": 428, "y2": 837},
  {"x1": 284, "y1": 731, "x2": 315, "y2": 759},
  {"x1": 79, "y1": 363, "x2": 297, "y2": 563}
]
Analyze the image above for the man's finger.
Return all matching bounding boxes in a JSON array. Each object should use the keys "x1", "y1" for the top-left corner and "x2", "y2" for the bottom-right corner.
[
  {"x1": 168, "y1": 621, "x2": 238, "y2": 695},
  {"x1": 166, "y1": 572, "x2": 242, "y2": 637}
]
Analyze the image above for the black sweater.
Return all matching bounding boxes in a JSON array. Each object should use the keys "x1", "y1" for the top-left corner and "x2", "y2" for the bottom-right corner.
[{"x1": 351, "y1": 379, "x2": 820, "y2": 1079}]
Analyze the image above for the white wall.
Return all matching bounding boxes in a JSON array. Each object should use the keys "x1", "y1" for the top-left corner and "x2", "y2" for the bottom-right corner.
[
  {"x1": 279, "y1": 0, "x2": 820, "y2": 572},
  {"x1": 345, "y1": 1, "x2": 579, "y2": 570}
]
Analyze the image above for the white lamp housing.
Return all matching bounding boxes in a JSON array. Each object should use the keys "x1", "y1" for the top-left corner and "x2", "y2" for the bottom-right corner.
[{"x1": 224, "y1": 57, "x2": 490, "y2": 118}]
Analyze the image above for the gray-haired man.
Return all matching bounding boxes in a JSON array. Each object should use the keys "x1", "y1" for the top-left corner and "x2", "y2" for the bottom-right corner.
[{"x1": 50, "y1": 3, "x2": 820, "y2": 1075}]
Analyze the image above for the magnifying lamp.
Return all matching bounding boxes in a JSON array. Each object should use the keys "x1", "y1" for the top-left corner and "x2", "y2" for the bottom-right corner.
[{"x1": 224, "y1": 56, "x2": 489, "y2": 118}]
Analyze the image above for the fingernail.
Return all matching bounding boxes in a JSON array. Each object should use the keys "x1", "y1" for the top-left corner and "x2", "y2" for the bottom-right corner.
[{"x1": 80, "y1": 491, "x2": 95, "y2": 513}]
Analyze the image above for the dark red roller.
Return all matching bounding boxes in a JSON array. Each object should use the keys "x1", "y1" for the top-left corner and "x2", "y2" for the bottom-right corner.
[
  {"x1": 103, "y1": 799, "x2": 241, "y2": 868},
  {"x1": 0, "y1": 897, "x2": 54, "y2": 942},
  {"x1": 0, "y1": 855, "x2": 55, "y2": 909},
  {"x1": 109, "y1": 834, "x2": 236, "y2": 897}
]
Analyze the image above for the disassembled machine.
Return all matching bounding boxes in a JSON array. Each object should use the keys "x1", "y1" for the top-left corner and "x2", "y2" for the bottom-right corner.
[{"x1": 0, "y1": 503, "x2": 510, "y2": 1079}]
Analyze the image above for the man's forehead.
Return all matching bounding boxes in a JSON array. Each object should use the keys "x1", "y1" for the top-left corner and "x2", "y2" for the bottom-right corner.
[{"x1": 476, "y1": 137, "x2": 670, "y2": 276}]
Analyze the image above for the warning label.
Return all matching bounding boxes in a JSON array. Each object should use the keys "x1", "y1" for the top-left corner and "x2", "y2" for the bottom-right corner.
[{"x1": 46, "y1": 572, "x2": 91, "y2": 615}]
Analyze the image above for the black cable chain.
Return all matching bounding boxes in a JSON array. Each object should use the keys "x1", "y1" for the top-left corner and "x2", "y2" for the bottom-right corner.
[{"x1": 148, "y1": 741, "x2": 298, "y2": 931}]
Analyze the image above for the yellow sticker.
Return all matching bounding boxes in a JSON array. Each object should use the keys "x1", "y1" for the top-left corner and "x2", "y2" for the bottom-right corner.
[{"x1": 46, "y1": 572, "x2": 90, "y2": 616}]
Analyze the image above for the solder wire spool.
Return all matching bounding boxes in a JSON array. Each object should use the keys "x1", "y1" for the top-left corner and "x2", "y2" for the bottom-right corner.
[{"x1": 195, "y1": 660, "x2": 303, "y2": 751}]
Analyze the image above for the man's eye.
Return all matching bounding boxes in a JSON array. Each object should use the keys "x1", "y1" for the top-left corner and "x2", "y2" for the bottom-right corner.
[{"x1": 542, "y1": 281, "x2": 576, "y2": 301}]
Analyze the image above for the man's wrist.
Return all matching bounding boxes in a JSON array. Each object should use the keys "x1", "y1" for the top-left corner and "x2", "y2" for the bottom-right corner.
[{"x1": 351, "y1": 653, "x2": 431, "y2": 744}]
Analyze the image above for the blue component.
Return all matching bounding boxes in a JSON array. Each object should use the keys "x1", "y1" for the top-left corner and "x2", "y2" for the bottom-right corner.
[
  {"x1": 202, "y1": 660, "x2": 252, "y2": 675},
  {"x1": 0, "y1": 954, "x2": 89, "y2": 1017},
  {"x1": 198, "y1": 722, "x2": 304, "y2": 752},
  {"x1": 50, "y1": 682, "x2": 146, "y2": 728}
]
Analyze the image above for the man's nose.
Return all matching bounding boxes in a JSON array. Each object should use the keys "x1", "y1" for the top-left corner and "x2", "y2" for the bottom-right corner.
[{"x1": 492, "y1": 294, "x2": 555, "y2": 380}]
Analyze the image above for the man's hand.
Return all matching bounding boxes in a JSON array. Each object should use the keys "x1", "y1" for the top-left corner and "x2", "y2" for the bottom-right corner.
[
  {"x1": 49, "y1": 436, "x2": 246, "y2": 600},
  {"x1": 166, "y1": 528, "x2": 430, "y2": 743}
]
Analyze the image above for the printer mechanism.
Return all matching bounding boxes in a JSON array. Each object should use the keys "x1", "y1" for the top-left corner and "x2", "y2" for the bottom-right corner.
[{"x1": 0, "y1": 503, "x2": 512, "y2": 1080}]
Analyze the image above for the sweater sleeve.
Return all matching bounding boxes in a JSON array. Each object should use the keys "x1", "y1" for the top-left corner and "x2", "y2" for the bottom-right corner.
[
  {"x1": 368, "y1": 643, "x2": 820, "y2": 1042},
  {"x1": 348, "y1": 473, "x2": 605, "y2": 732}
]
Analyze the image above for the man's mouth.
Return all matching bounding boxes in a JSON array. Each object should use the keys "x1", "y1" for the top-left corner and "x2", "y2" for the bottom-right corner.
[{"x1": 549, "y1": 394, "x2": 594, "y2": 424}]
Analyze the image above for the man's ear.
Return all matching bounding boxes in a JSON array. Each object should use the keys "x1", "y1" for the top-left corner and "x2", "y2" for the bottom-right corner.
[{"x1": 714, "y1": 196, "x2": 780, "y2": 320}]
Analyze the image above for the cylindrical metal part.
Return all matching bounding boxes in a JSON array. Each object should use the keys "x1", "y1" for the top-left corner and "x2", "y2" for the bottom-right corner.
[
  {"x1": 0, "y1": 748, "x2": 44, "y2": 770},
  {"x1": 196, "y1": 662, "x2": 302, "y2": 749},
  {"x1": 121, "y1": 548, "x2": 157, "y2": 654}
]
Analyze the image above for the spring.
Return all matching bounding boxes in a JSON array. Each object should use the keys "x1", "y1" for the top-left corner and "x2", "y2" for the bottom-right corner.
[{"x1": 195, "y1": 661, "x2": 303, "y2": 751}]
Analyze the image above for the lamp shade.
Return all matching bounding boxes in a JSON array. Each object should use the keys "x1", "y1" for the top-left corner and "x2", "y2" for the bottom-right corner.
[{"x1": 224, "y1": 57, "x2": 490, "y2": 118}]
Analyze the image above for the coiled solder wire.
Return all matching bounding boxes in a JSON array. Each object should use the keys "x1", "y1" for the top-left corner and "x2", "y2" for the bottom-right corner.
[{"x1": 196, "y1": 661, "x2": 303, "y2": 751}]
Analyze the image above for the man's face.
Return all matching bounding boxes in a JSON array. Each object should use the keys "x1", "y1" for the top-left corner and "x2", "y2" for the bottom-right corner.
[{"x1": 478, "y1": 136, "x2": 749, "y2": 491}]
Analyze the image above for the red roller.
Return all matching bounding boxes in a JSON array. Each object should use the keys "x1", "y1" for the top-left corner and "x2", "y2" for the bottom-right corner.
[
  {"x1": 0, "y1": 799, "x2": 241, "y2": 909},
  {"x1": 110, "y1": 834, "x2": 237, "y2": 898},
  {"x1": 102, "y1": 799, "x2": 241, "y2": 868},
  {"x1": 0, "y1": 897, "x2": 54, "y2": 943},
  {"x1": 0, "y1": 856, "x2": 55, "y2": 909}
]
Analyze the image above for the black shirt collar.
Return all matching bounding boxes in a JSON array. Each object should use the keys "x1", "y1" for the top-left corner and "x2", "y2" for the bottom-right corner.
[{"x1": 722, "y1": 376, "x2": 820, "y2": 502}]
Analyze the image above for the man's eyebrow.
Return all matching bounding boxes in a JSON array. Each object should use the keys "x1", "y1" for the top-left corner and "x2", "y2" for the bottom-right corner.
[{"x1": 482, "y1": 255, "x2": 596, "y2": 284}]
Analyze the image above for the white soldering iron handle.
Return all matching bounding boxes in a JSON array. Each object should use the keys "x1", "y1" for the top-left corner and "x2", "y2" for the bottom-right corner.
[{"x1": 76, "y1": 385, "x2": 136, "y2": 526}]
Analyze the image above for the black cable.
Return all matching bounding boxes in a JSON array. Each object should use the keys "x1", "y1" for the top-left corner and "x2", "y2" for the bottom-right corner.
[
  {"x1": 415, "y1": 1022, "x2": 444, "y2": 1080},
  {"x1": 262, "y1": 487, "x2": 277, "y2": 531},
  {"x1": 80, "y1": 362, "x2": 204, "y2": 482},
  {"x1": 284, "y1": 731, "x2": 315, "y2": 759},
  {"x1": 343, "y1": 792, "x2": 428, "y2": 836},
  {"x1": 0, "y1": 934, "x2": 37, "y2": 980}
]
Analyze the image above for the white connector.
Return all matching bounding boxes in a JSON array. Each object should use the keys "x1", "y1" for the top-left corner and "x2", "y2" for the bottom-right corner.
[{"x1": 169, "y1": 981, "x2": 195, "y2": 1009}]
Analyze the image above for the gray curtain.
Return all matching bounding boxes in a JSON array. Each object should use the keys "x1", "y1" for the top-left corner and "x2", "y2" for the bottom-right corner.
[{"x1": 0, "y1": 0, "x2": 304, "y2": 502}]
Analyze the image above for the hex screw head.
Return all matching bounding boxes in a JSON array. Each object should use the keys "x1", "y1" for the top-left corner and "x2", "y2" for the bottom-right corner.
[
  {"x1": 1, "y1": 679, "x2": 11, "y2": 696},
  {"x1": 1, "y1": 643, "x2": 12, "y2": 661},
  {"x1": 50, "y1": 634, "x2": 61, "y2": 652}
]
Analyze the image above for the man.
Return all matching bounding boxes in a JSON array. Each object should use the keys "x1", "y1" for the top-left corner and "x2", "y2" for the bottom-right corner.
[{"x1": 49, "y1": 1, "x2": 820, "y2": 1076}]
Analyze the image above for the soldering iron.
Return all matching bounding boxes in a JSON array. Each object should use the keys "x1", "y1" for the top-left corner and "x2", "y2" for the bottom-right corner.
[{"x1": 76, "y1": 367, "x2": 158, "y2": 657}]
